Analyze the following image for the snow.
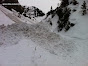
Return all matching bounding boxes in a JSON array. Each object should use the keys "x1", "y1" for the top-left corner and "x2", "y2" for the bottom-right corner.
[
  {"x1": 0, "y1": 22, "x2": 87, "y2": 66},
  {"x1": 0, "y1": 20, "x2": 87, "y2": 66},
  {"x1": 43, "y1": 0, "x2": 88, "y2": 40},
  {"x1": 59, "y1": 0, "x2": 88, "y2": 39},
  {"x1": 0, "y1": 1, "x2": 88, "y2": 66},
  {"x1": 0, "y1": 22, "x2": 77, "y2": 66},
  {"x1": 0, "y1": 9, "x2": 14, "y2": 26}
]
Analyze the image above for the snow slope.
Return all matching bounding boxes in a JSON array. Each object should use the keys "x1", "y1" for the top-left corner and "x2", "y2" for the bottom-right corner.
[
  {"x1": 0, "y1": 21, "x2": 88, "y2": 66},
  {"x1": 0, "y1": 6, "x2": 39, "y2": 25},
  {"x1": 0, "y1": 3, "x2": 88, "y2": 66},
  {"x1": 0, "y1": 8, "x2": 14, "y2": 26},
  {"x1": 0, "y1": 22, "x2": 79, "y2": 66},
  {"x1": 61, "y1": 0, "x2": 88, "y2": 39},
  {"x1": 43, "y1": 0, "x2": 88, "y2": 40}
]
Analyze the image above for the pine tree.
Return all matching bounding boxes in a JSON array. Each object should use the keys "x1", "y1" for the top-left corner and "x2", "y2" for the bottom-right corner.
[
  {"x1": 50, "y1": 6, "x2": 53, "y2": 14},
  {"x1": 81, "y1": 1, "x2": 87, "y2": 15},
  {"x1": 51, "y1": 6, "x2": 53, "y2": 11},
  {"x1": 36, "y1": 8, "x2": 45, "y2": 16},
  {"x1": 45, "y1": 6, "x2": 54, "y2": 19},
  {"x1": 51, "y1": 0, "x2": 75, "y2": 32},
  {"x1": 70, "y1": 0, "x2": 78, "y2": 5},
  {"x1": 56, "y1": 6, "x2": 72, "y2": 32},
  {"x1": 60, "y1": 0, "x2": 69, "y2": 7}
]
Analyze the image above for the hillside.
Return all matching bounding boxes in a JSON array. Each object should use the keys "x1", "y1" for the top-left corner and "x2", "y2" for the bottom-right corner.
[
  {"x1": 44, "y1": 0, "x2": 88, "y2": 39},
  {"x1": 0, "y1": 0, "x2": 88, "y2": 66},
  {"x1": 1, "y1": 0, "x2": 45, "y2": 18},
  {"x1": 22, "y1": 6, "x2": 45, "y2": 18},
  {"x1": 0, "y1": 5, "x2": 77, "y2": 66}
]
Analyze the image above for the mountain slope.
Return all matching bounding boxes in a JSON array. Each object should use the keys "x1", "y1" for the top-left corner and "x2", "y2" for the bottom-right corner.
[
  {"x1": 0, "y1": 6, "x2": 77, "y2": 66},
  {"x1": 22, "y1": 6, "x2": 45, "y2": 18},
  {"x1": 0, "y1": 1, "x2": 88, "y2": 66},
  {"x1": 44, "y1": 0, "x2": 88, "y2": 39}
]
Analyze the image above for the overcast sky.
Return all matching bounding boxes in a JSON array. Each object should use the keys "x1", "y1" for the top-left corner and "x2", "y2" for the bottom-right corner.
[{"x1": 18, "y1": 0, "x2": 61, "y2": 13}]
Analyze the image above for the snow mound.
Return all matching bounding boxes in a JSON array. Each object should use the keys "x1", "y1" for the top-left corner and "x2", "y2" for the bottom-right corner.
[{"x1": 0, "y1": 22, "x2": 77, "y2": 57}]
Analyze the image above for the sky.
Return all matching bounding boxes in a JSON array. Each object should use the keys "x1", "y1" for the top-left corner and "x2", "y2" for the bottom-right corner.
[{"x1": 18, "y1": 0, "x2": 61, "y2": 13}]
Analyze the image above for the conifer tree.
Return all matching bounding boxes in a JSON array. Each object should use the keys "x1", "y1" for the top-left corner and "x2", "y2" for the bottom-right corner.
[
  {"x1": 45, "y1": 0, "x2": 75, "y2": 32},
  {"x1": 70, "y1": 0, "x2": 78, "y2": 5},
  {"x1": 45, "y1": 6, "x2": 54, "y2": 19},
  {"x1": 51, "y1": 6, "x2": 53, "y2": 11},
  {"x1": 81, "y1": 1, "x2": 87, "y2": 15},
  {"x1": 60, "y1": 0, "x2": 69, "y2": 7}
]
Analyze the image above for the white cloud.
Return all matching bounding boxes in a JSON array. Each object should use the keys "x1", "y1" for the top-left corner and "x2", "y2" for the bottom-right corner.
[{"x1": 18, "y1": 0, "x2": 61, "y2": 13}]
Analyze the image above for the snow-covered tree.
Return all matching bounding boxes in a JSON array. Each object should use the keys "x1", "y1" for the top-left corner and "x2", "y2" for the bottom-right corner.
[
  {"x1": 22, "y1": 6, "x2": 45, "y2": 18},
  {"x1": 60, "y1": 0, "x2": 69, "y2": 7},
  {"x1": 56, "y1": 6, "x2": 72, "y2": 31},
  {"x1": 45, "y1": 6, "x2": 54, "y2": 19},
  {"x1": 70, "y1": 0, "x2": 79, "y2": 5},
  {"x1": 51, "y1": 6, "x2": 53, "y2": 11},
  {"x1": 81, "y1": 1, "x2": 87, "y2": 15},
  {"x1": 45, "y1": 0, "x2": 75, "y2": 32}
]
